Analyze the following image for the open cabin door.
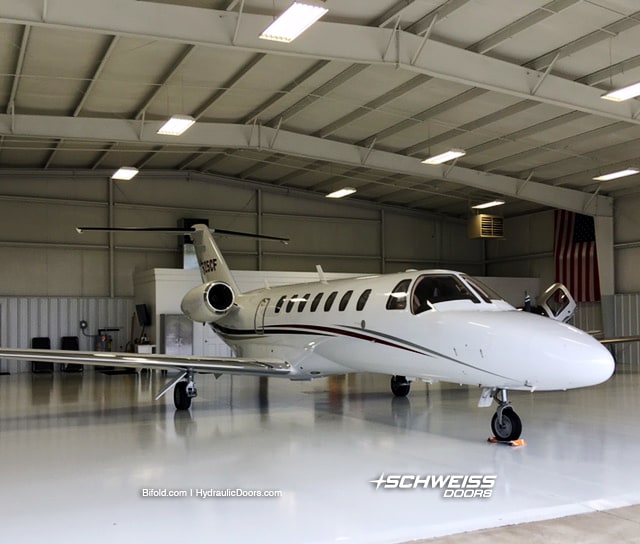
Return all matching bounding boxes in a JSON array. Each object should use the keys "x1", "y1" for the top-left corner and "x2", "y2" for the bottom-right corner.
[
  {"x1": 537, "y1": 283, "x2": 576, "y2": 323},
  {"x1": 254, "y1": 298, "x2": 270, "y2": 334}
]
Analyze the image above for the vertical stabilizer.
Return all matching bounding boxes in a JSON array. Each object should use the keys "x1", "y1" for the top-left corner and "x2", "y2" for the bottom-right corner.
[{"x1": 190, "y1": 224, "x2": 240, "y2": 294}]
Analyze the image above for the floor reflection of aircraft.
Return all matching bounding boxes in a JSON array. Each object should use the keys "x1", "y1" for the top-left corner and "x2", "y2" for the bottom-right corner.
[{"x1": 0, "y1": 224, "x2": 614, "y2": 442}]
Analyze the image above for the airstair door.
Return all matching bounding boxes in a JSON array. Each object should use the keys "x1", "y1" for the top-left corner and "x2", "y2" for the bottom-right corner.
[
  {"x1": 254, "y1": 298, "x2": 270, "y2": 334},
  {"x1": 537, "y1": 283, "x2": 576, "y2": 323}
]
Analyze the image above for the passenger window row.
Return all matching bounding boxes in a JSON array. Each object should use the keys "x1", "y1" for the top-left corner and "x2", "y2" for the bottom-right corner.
[{"x1": 274, "y1": 289, "x2": 372, "y2": 314}]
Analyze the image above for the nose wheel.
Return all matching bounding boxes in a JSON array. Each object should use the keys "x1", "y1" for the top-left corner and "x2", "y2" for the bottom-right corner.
[
  {"x1": 490, "y1": 389, "x2": 522, "y2": 441},
  {"x1": 390, "y1": 375, "x2": 411, "y2": 397}
]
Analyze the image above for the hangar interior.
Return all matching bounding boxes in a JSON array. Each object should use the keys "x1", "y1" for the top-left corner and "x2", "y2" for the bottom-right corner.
[{"x1": 1, "y1": 0, "x2": 640, "y2": 542}]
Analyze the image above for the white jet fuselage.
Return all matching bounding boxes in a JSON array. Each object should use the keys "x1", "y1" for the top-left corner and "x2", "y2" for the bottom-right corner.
[{"x1": 212, "y1": 270, "x2": 614, "y2": 392}]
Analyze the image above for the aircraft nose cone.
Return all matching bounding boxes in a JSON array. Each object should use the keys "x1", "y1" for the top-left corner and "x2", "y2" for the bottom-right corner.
[{"x1": 526, "y1": 315, "x2": 615, "y2": 389}]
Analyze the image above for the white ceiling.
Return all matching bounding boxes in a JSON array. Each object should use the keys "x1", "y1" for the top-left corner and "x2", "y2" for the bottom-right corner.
[{"x1": 1, "y1": 0, "x2": 640, "y2": 218}]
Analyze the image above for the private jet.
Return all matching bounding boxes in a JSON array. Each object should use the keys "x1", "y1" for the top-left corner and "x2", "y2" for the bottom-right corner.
[{"x1": 0, "y1": 225, "x2": 614, "y2": 441}]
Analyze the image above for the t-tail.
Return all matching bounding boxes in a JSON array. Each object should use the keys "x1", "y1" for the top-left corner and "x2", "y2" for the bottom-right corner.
[
  {"x1": 190, "y1": 224, "x2": 240, "y2": 292},
  {"x1": 77, "y1": 223, "x2": 288, "y2": 324},
  {"x1": 180, "y1": 225, "x2": 242, "y2": 323}
]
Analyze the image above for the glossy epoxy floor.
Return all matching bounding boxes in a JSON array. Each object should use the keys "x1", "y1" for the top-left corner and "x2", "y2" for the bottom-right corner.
[{"x1": 1, "y1": 366, "x2": 639, "y2": 544}]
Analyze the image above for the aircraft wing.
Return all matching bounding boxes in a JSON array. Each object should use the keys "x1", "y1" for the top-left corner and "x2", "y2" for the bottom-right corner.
[
  {"x1": 0, "y1": 348, "x2": 291, "y2": 377},
  {"x1": 599, "y1": 336, "x2": 640, "y2": 345}
]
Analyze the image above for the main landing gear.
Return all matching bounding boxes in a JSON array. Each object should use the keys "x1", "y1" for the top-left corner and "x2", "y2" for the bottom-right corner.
[
  {"x1": 390, "y1": 375, "x2": 411, "y2": 397},
  {"x1": 173, "y1": 369, "x2": 198, "y2": 411},
  {"x1": 489, "y1": 388, "x2": 522, "y2": 442}
]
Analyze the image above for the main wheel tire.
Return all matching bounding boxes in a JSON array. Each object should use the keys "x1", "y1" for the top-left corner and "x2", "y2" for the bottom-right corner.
[
  {"x1": 490, "y1": 407, "x2": 522, "y2": 441},
  {"x1": 390, "y1": 375, "x2": 411, "y2": 397},
  {"x1": 174, "y1": 381, "x2": 192, "y2": 411}
]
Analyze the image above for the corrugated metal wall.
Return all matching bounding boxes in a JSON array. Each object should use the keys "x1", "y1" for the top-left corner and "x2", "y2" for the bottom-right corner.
[
  {"x1": 612, "y1": 294, "x2": 640, "y2": 367},
  {"x1": 0, "y1": 297, "x2": 134, "y2": 373},
  {"x1": 573, "y1": 302, "x2": 603, "y2": 335}
]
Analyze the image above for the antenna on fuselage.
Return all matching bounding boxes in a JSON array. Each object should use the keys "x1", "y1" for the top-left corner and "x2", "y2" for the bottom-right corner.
[{"x1": 316, "y1": 265, "x2": 328, "y2": 285}]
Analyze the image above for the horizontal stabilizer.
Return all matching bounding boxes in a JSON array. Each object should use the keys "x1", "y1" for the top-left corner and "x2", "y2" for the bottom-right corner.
[{"x1": 76, "y1": 226, "x2": 289, "y2": 244}]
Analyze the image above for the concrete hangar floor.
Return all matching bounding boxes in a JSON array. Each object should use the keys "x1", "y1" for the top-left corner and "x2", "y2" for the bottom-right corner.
[{"x1": 0, "y1": 365, "x2": 639, "y2": 544}]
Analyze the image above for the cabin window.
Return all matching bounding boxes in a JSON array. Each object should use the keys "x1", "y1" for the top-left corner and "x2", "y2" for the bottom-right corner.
[
  {"x1": 298, "y1": 293, "x2": 310, "y2": 312},
  {"x1": 310, "y1": 293, "x2": 323, "y2": 312},
  {"x1": 286, "y1": 294, "x2": 298, "y2": 313},
  {"x1": 339, "y1": 290, "x2": 353, "y2": 311},
  {"x1": 324, "y1": 291, "x2": 338, "y2": 311},
  {"x1": 275, "y1": 295, "x2": 286, "y2": 314},
  {"x1": 386, "y1": 279, "x2": 411, "y2": 310},
  {"x1": 356, "y1": 289, "x2": 372, "y2": 311},
  {"x1": 411, "y1": 274, "x2": 480, "y2": 314}
]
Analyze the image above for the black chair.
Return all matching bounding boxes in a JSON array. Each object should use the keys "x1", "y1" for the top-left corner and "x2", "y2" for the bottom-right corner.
[
  {"x1": 31, "y1": 337, "x2": 53, "y2": 373},
  {"x1": 61, "y1": 336, "x2": 83, "y2": 372}
]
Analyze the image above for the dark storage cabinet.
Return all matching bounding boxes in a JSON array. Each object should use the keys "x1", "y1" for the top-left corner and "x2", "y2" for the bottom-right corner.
[
  {"x1": 61, "y1": 336, "x2": 83, "y2": 372},
  {"x1": 31, "y1": 337, "x2": 53, "y2": 373}
]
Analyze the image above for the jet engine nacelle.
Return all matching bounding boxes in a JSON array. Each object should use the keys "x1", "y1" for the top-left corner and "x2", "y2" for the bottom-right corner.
[{"x1": 181, "y1": 281, "x2": 235, "y2": 323}]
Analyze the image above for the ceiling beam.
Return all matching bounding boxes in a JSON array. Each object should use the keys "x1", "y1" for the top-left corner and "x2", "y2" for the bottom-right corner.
[
  {"x1": 241, "y1": 60, "x2": 331, "y2": 125},
  {"x1": 405, "y1": 0, "x2": 472, "y2": 36},
  {"x1": 552, "y1": 153, "x2": 640, "y2": 189},
  {"x1": 2, "y1": 0, "x2": 638, "y2": 127},
  {"x1": 370, "y1": 0, "x2": 418, "y2": 28},
  {"x1": 499, "y1": 121, "x2": 632, "y2": 176},
  {"x1": 75, "y1": 35, "x2": 120, "y2": 117},
  {"x1": 0, "y1": 113, "x2": 613, "y2": 216},
  {"x1": 5, "y1": 24, "x2": 30, "y2": 114},
  {"x1": 266, "y1": 63, "x2": 369, "y2": 128},
  {"x1": 358, "y1": 87, "x2": 487, "y2": 148},
  {"x1": 315, "y1": 74, "x2": 431, "y2": 139},
  {"x1": 134, "y1": 43, "x2": 197, "y2": 119},
  {"x1": 44, "y1": 34, "x2": 120, "y2": 168},
  {"x1": 137, "y1": 51, "x2": 266, "y2": 168},
  {"x1": 468, "y1": 0, "x2": 581, "y2": 55},
  {"x1": 193, "y1": 53, "x2": 266, "y2": 120},
  {"x1": 576, "y1": 54, "x2": 640, "y2": 87},
  {"x1": 400, "y1": 100, "x2": 538, "y2": 156},
  {"x1": 469, "y1": 110, "x2": 589, "y2": 160},
  {"x1": 525, "y1": 9, "x2": 640, "y2": 71}
]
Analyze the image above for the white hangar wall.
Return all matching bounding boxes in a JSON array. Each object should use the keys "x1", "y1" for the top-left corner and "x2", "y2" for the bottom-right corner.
[{"x1": 0, "y1": 171, "x2": 484, "y2": 298}]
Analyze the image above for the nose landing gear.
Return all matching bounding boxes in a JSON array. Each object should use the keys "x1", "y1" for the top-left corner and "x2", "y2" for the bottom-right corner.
[
  {"x1": 390, "y1": 375, "x2": 411, "y2": 397},
  {"x1": 489, "y1": 389, "x2": 522, "y2": 442}
]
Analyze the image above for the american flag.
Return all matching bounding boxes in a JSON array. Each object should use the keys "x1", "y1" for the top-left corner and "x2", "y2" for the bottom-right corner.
[{"x1": 554, "y1": 210, "x2": 601, "y2": 303}]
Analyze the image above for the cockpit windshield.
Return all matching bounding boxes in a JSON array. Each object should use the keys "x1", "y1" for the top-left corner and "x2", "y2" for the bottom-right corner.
[
  {"x1": 411, "y1": 274, "x2": 480, "y2": 314},
  {"x1": 461, "y1": 275, "x2": 505, "y2": 303}
]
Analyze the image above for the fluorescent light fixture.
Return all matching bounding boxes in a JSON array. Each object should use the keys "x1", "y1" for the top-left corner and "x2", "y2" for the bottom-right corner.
[
  {"x1": 471, "y1": 199, "x2": 505, "y2": 209},
  {"x1": 593, "y1": 168, "x2": 639, "y2": 181},
  {"x1": 111, "y1": 167, "x2": 139, "y2": 181},
  {"x1": 326, "y1": 187, "x2": 356, "y2": 199},
  {"x1": 601, "y1": 82, "x2": 640, "y2": 102},
  {"x1": 422, "y1": 149, "x2": 466, "y2": 165},
  {"x1": 157, "y1": 114, "x2": 196, "y2": 136},
  {"x1": 259, "y1": 2, "x2": 329, "y2": 43}
]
